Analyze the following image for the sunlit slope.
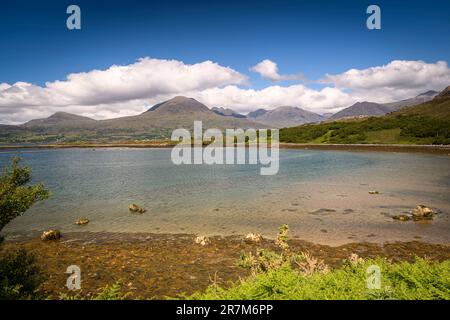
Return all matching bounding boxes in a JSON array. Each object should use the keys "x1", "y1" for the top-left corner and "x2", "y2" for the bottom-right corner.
[{"x1": 280, "y1": 91, "x2": 450, "y2": 145}]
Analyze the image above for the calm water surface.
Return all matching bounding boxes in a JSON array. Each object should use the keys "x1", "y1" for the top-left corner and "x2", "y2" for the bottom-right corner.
[{"x1": 1, "y1": 148, "x2": 449, "y2": 245}]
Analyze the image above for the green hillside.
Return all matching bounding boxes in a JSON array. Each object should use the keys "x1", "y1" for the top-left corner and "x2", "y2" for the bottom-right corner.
[{"x1": 280, "y1": 97, "x2": 450, "y2": 145}]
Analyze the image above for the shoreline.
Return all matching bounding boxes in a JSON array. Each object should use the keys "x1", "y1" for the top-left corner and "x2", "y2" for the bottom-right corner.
[
  {"x1": 3, "y1": 231, "x2": 450, "y2": 299},
  {"x1": 0, "y1": 142, "x2": 449, "y2": 154},
  {"x1": 3, "y1": 229, "x2": 450, "y2": 247}
]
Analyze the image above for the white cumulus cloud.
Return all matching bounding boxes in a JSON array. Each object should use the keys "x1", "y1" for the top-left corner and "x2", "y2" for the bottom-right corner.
[
  {"x1": 46, "y1": 57, "x2": 248, "y2": 105},
  {"x1": 0, "y1": 58, "x2": 248, "y2": 123},
  {"x1": 250, "y1": 59, "x2": 305, "y2": 82},
  {"x1": 322, "y1": 60, "x2": 450, "y2": 102}
]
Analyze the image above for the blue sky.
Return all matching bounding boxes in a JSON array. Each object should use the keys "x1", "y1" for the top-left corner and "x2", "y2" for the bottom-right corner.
[
  {"x1": 1, "y1": 0, "x2": 449, "y2": 123},
  {"x1": 1, "y1": 0, "x2": 449, "y2": 86}
]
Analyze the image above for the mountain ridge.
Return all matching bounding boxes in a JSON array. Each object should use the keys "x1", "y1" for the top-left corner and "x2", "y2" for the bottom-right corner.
[
  {"x1": 144, "y1": 96, "x2": 211, "y2": 114},
  {"x1": 247, "y1": 106, "x2": 324, "y2": 128},
  {"x1": 329, "y1": 102, "x2": 389, "y2": 120},
  {"x1": 23, "y1": 112, "x2": 96, "y2": 128},
  {"x1": 211, "y1": 107, "x2": 246, "y2": 118}
]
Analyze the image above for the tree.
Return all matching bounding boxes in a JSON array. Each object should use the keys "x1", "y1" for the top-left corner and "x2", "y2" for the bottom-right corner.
[
  {"x1": 0, "y1": 157, "x2": 50, "y2": 299},
  {"x1": 0, "y1": 156, "x2": 50, "y2": 233}
]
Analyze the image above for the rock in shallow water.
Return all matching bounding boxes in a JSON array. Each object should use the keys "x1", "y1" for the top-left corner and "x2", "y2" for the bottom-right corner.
[
  {"x1": 75, "y1": 218, "x2": 90, "y2": 225},
  {"x1": 411, "y1": 205, "x2": 435, "y2": 220},
  {"x1": 129, "y1": 203, "x2": 146, "y2": 214},
  {"x1": 392, "y1": 214, "x2": 411, "y2": 221},
  {"x1": 392, "y1": 205, "x2": 437, "y2": 222},
  {"x1": 41, "y1": 230, "x2": 61, "y2": 241}
]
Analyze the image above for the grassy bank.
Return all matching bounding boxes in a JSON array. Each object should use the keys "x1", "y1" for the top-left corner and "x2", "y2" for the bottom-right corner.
[
  {"x1": 191, "y1": 258, "x2": 450, "y2": 300},
  {"x1": 190, "y1": 225, "x2": 450, "y2": 300},
  {"x1": 61, "y1": 255, "x2": 450, "y2": 300}
]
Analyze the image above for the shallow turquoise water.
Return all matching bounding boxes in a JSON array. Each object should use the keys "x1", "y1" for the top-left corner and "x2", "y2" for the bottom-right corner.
[{"x1": 1, "y1": 148, "x2": 449, "y2": 244}]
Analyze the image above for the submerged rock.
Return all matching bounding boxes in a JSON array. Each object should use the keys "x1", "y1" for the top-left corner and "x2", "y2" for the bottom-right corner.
[
  {"x1": 41, "y1": 230, "x2": 62, "y2": 241},
  {"x1": 392, "y1": 206, "x2": 436, "y2": 222},
  {"x1": 129, "y1": 203, "x2": 146, "y2": 214},
  {"x1": 392, "y1": 215, "x2": 411, "y2": 221},
  {"x1": 412, "y1": 205, "x2": 435, "y2": 220},
  {"x1": 75, "y1": 218, "x2": 90, "y2": 225},
  {"x1": 245, "y1": 232, "x2": 262, "y2": 243},
  {"x1": 194, "y1": 236, "x2": 211, "y2": 246}
]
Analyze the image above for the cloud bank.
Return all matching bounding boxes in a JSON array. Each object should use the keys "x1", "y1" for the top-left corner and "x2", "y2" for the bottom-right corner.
[{"x1": 0, "y1": 58, "x2": 448, "y2": 124}]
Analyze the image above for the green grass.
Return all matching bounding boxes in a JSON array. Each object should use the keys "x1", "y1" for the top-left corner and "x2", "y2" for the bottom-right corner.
[
  {"x1": 280, "y1": 98, "x2": 450, "y2": 145},
  {"x1": 365, "y1": 128, "x2": 402, "y2": 144},
  {"x1": 59, "y1": 282, "x2": 130, "y2": 300},
  {"x1": 190, "y1": 258, "x2": 450, "y2": 300},
  {"x1": 280, "y1": 114, "x2": 450, "y2": 145}
]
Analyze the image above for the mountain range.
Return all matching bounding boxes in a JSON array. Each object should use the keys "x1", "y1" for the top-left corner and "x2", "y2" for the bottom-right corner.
[{"x1": 0, "y1": 89, "x2": 445, "y2": 143}]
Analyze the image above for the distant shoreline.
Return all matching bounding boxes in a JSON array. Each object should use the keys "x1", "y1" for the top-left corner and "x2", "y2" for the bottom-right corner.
[
  {"x1": 279, "y1": 143, "x2": 450, "y2": 154},
  {"x1": 0, "y1": 142, "x2": 449, "y2": 154}
]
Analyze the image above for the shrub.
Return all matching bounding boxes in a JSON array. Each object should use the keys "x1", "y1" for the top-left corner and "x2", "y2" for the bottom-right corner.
[
  {"x1": 59, "y1": 282, "x2": 130, "y2": 300},
  {"x1": 0, "y1": 248, "x2": 46, "y2": 300}
]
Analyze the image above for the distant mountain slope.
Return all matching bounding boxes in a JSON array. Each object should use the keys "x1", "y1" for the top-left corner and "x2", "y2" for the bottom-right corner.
[
  {"x1": 0, "y1": 124, "x2": 26, "y2": 134},
  {"x1": 145, "y1": 96, "x2": 211, "y2": 114},
  {"x1": 390, "y1": 87, "x2": 450, "y2": 120},
  {"x1": 420, "y1": 90, "x2": 440, "y2": 97},
  {"x1": 329, "y1": 91, "x2": 439, "y2": 121},
  {"x1": 247, "y1": 109, "x2": 268, "y2": 119},
  {"x1": 434, "y1": 86, "x2": 450, "y2": 100},
  {"x1": 329, "y1": 102, "x2": 390, "y2": 120},
  {"x1": 19, "y1": 111, "x2": 98, "y2": 134},
  {"x1": 99, "y1": 97, "x2": 262, "y2": 135},
  {"x1": 321, "y1": 113, "x2": 334, "y2": 119},
  {"x1": 211, "y1": 107, "x2": 246, "y2": 118},
  {"x1": 382, "y1": 90, "x2": 438, "y2": 110},
  {"x1": 23, "y1": 112, "x2": 96, "y2": 128},
  {"x1": 248, "y1": 106, "x2": 323, "y2": 128}
]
